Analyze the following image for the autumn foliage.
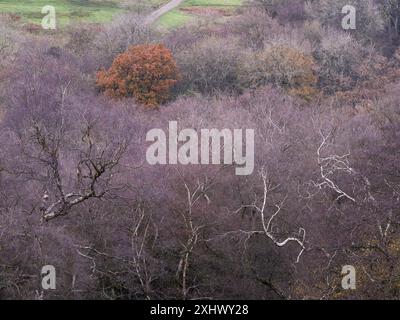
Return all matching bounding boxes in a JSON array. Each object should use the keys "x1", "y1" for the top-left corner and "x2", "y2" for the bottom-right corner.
[
  {"x1": 239, "y1": 44, "x2": 317, "y2": 101},
  {"x1": 96, "y1": 44, "x2": 180, "y2": 106},
  {"x1": 262, "y1": 46, "x2": 317, "y2": 100}
]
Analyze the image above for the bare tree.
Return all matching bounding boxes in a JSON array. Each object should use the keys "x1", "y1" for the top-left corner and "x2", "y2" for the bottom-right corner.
[
  {"x1": 174, "y1": 170, "x2": 217, "y2": 299},
  {"x1": 232, "y1": 169, "x2": 306, "y2": 264},
  {"x1": 41, "y1": 122, "x2": 128, "y2": 221},
  {"x1": 312, "y1": 130, "x2": 356, "y2": 203}
]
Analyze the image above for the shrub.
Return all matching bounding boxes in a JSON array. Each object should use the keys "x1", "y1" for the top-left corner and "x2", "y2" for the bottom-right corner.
[
  {"x1": 92, "y1": 13, "x2": 156, "y2": 68},
  {"x1": 377, "y1": 0, "x2": 400, "y2": 44},
  {"x1": 305, "y1": 0, "x2": 384, "y2": 42},
  {"x1": 257, "y1": 0, "x2": 307, "y2": 24},
  {"x1": 239, "y1": 45, "x2": 317, "y2": 100},
  {"x1": 175, "y1": 37, "x2": 242, "y2": 95},
  {"x1": 66, "y1": 24, "x2": 99, "y2": 56},
  {"x1": 0, "y1": 23, "x2": 19, "y2": 71},
  {"x1": 313, "y1": 29, "x2": 385, "y2": 93},
  {"x1": 0, "y1": 22, "x2": 21, "y2": 112},
  {"x1": 96, "y1": 44, "x2": 180, "y2": 106},
  {"x1": 229, "y1": 8, "x2": 281, "y2": 49},
  {"x1": 232, "y1": 6, "x2": 311, "y2": 51}
]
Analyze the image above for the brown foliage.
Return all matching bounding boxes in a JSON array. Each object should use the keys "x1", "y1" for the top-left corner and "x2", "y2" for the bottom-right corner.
[
  {"x1": 240, "y1": 45, "x2": 318, "y2": 101},
  {"x1": 96, "y1": 44, "x2": 180, "y2": 106}
]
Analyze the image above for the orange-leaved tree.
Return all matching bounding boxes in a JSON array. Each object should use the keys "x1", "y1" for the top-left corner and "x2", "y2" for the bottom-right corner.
[{"x1": 96, "y1": 44, "x2": 180, "y2": 106}]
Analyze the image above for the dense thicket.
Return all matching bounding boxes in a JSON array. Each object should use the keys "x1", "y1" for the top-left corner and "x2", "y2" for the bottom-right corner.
[{"x1": 0, "y1": 1, "x2": 399, "y2": 300}]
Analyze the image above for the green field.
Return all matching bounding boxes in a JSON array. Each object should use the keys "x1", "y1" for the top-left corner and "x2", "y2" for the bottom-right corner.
[
  {"x1": 0, "y1": 0, "x2": 121, "y2": 26},
  {"x1": 156, "y1": 0, "x2": 242, "y2": 29},
  {"x1": 157, "y1": 9, "x2": 193, "y2": 29},
  {"x1": 0, "y1": 0, "x2": 167, "y2": 26},
  {"x1": 0, "y1": 0, "x2": 242, "y2": 29},
  {"x1": 184, "y1": 0, "x2": 242, "y2": 6}
]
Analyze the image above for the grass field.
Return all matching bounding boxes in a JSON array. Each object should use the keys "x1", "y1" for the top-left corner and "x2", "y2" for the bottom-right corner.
[
  {"x1": 156, "y1": 0, "x2": 242, "y2": 29},
  {"x1": 184, "y1": 0, "x2": 242, "y2": 6},
  {"x1": 0, "y1": 0, "x2": 121, "y2": 26},
  {"x1": 157, "y1": 9, "x2": 193, "y2": 29},
  {"x1": 0, "y1": 0, "x2": 242, "y2": 29},
  {"x1": 0, "y1": 0, "x2": 167, "y2": 27}
]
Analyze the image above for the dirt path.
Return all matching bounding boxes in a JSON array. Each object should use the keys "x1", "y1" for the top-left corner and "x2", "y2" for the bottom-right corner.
[{"x1": 145, "y1": 0, "x2": 185, "y2": 24}]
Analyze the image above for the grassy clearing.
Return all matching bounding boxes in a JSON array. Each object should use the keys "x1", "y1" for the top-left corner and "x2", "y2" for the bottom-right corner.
[
  {"x1": 157, "y1": 9, "x2": 193, "y2": 29},
  {"x1": 0, "y1": 0, "x2": 167, "y2": 27},
  {"x1": 0, "y1": 0, "x2": 121, "y2": 26},
  {"x1": 156, "y1": 0, "x2": 243, "y2": 29},
  {"x1": 0, "y1": 0, "x2": 242, "y2": 30},
  {"x1": 184, "y1": 0, "x2": 242, "y2": 6}
]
